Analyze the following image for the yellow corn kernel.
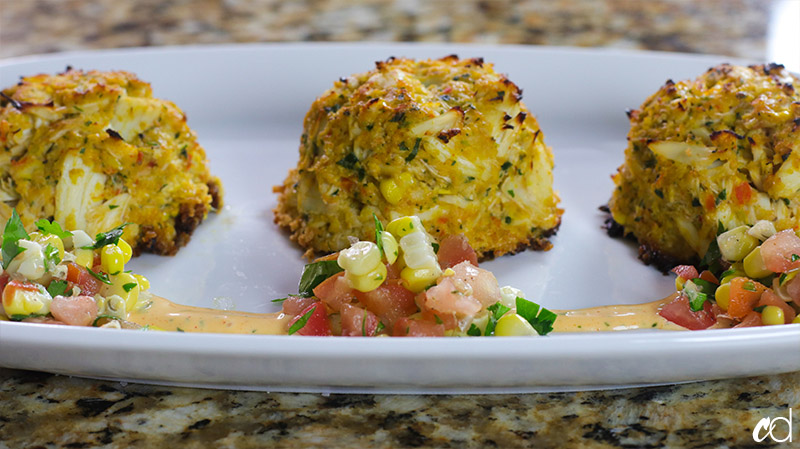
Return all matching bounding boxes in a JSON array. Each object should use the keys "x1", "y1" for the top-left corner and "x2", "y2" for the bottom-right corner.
[
  {"x1": 117, "y1": 238, "x2": 133, "y2": 263},
  {"x1": 717, "y1": 226, "x2": 758, "y2": 262},
  {"x1": 398, "y1": 172, "x2": 414, "y2": 188},
  {"x1": 29, "y1": 232, "x2": 65, "y2": 261},
  {"x1": 379, "y1": 231, "x2": 399, "y2": 264},
  {"x1": 387, "y1": 216, "x2": 422, "y2": 238},
  {"x1": 74, "y1": 248, "x2": 94, "y2": 268},
  {"x1": 761, "y1": 305, "x2": 785, "y2": 326},
  {"x1": 133, "y1": 274, "x2": 150, "y2": 291},
  {"x1": 100, "y1": 245, "x2": 125, "y2": 275},
  {"x1": 109, "y1": 272, "x2": 140, "y2": 311},
  {"x1": 675, "y1": 276, "x2": 686, "y2": 291},
  {"x1": 714, "y1": 282, "x2": 731, "y2": 310},
  {"x1": 494, "y1": 313, "x2": 537, "y2": 336},
  {"x1": 400, "y1": 266, "x2": 441, "y2": 293},
  {"x1": 379, "y1": 179, "x2": 404, "y2": 205},
  {"x1": 338, "y1": 241, "x2": 381, "y2": 276},
  {"x1": 793, "y1": 316, "x2": 800, "y2": 324},
  {"x1": 720, "y1": 263, "x2": 746, "y2": 285},
  {"x1": 346, "y1": 263, "x2": 387, "y2": 292},
  {"x1": 743, "y1": 246, "x2": 772, "y2": 279},
  {"x1": 2, "y1": 287, "x2": 48, "y2": 317}
]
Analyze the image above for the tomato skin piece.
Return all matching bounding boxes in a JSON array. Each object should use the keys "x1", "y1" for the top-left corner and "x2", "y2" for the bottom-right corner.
[
  {"x1": 392, "y1": 317, "x2": 445, "y2": 337},
  {"x1": 0, "y1": 273, "x2": 9, "y2": 293},
  {"x1": 354, "y1": 280, "x2": 418, "y2": 328},
  {"x1": 437, "y1": 234, "x2": 479, "y2": 269},
  {"x1": 760, "y1": 230, "x2": 800, "y2": 273},
  {"x1": 66, "y1": 263, "x2": 101, "y2": 297},
  {"x1": 698, "y1": 270, "x2": 719, "y2": 284},
  {"x1": 289, "y1": 302, "x2": 332, "y2": 336},
  {"x1": 658, "y1": 294, "x2": 716, "y2": 330},
  {"x1": 734, "y1": 311, "x2": 762, "y2": 328},
  {"x1": 340, "y1": 303, "x2": 380, "y2": 337},
  {"x1": 757, "y1": 290, "x2": 796, "y2": 324},
  {"x1": 280, "y1": 295, "x2": 317, "y2": 317},
  {"x1": 672, "y1": 265, "x2": 699, "y2": 281},
  {"x1": 312, "y1": 272, "x2": 355, "y2": 312},
  {"x1": 727, "y1": 277, "x2": 767, "y2": 319}
]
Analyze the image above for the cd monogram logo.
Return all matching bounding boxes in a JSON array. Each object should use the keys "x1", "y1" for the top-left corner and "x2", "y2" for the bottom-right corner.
[{"x1": 753, "y1": 409, "x2": 793, "y2": 443}]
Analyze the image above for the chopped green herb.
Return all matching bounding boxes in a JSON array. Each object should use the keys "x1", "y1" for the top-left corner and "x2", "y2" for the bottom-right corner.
[
  {"x1": 467, "y1": 323, "x2": 482, "y2": 336},
  {"x1": 83, "y1": 223, "x2": 131, "y2": 250},
  {"x1": 691, "y1": 278, "x2": 717, "y2": 296},
  {"x1": 362, "y1": 309, "x2": 368, "y2": 336},
  {"x1": 515, "y1": 297, "x2": 557, "y2": 336},
  {"x1": 376, "y1": 321, "x2": 385, "y2": 335},
  {"x1": 297, "y1": 260, "x2": 343, "y2": 297},
  {"x1": 179, "y1": 144, "x2": 188, "y2": 158},
  {"x1": 122, "y1": 282, "x2": 138, "y2": 293},
  {"x1": 484, "y1": 302, "x2": 511, "y2": 336},
  {"x1": 34, "y1": 219, "x2": 72, "y2": 240},
  {"x1": 47, "y1": 280, "x2": 69, "y2": 297},
  {"x1": 108, "y1": 205, "x2": 119, "y2": 210},
  {"x1": 176, "y1": 327, "x2": 185, "y2": 332},
  {"x1": 43, "y1": 244, "x2": 61, "y2": 269},
  {"x1": 373, "y1": 214, "x2": 385, "y2": 259},
  {"x1": 791, "y1": 254, "x2": 800, "y2": 262},
  {"x1": 651, "y1": 323, "x2": 657, "y2": 328},
  {"x1": 685, "y1": 287, "x2": 708, "y2": 312},
  {"x1": 336, "y1": 153, "x2": 359, "y2": 170},
  {"x1": 271, "y1": 297, "x2": 287, "y2": 303},
  {"x1": 288, "y1": 306, "x2": 316, "y2": 335},
  {"x1": 654, "y1": 189, "x2": 664, "y2": 199},
  {"x1": 431, "y1": 242, "x2": 439, "y2": 254},
  {"x1": 86, "y1": 266, "x2": 112, "y2": 285},
  {"x1": 504, "y1": 216, "x2": 511, "y2": 224},
  {"x1": 717, "y1": 189, "x2": 727, "y2": 204},
  {"x1": 753, "y1": 305, "x2": 767, "y2": 313},
  {"x1": 743, "y1": 281, "x2": 756, "y2": 292},
  {"x1": 717, "y1": 221, "x2": 726, "y2": 236},
  {"x1": 700, "y1": 238, "x2": 723, "y2": 275},
  {"x1": 508, "y1": 189, "x2": 515, "y2": 198},
  {"x1": 2, "y1": 210, "x2": 29, "y2": 269},
  {"x1": 405, "y1": 138, "x2": 421, "y2": 162},
  {"x1": 434, "y1": 315, "x2": 443, "y2": 325},
  {"x1": 501, "y1": 161, "x2": 512, "y2": 171}
]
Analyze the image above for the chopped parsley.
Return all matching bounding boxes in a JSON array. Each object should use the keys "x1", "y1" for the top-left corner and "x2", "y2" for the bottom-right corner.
[
  {"x1": 297, "y1": 260, "x2": 343, "y2": 297},
  {"x1": 467, "y1": 324, "x2": 482, "y2": 336},
  {"x1": 34, "y1": 219, "x2": 72, "y2": 240},
  {"x1": 43, "y1": 244, "x2": 61, "y2": 269},
  {"x1": 86, "y1": 266, "x2": 112, "y2": 285},
  {"x1": 483, "y1": 302, "x2": 511, "y2": 336},
  {"x1": 122, "y1": 282, "x2": 138, "y2": 293},
  {"x1": 501, "y1": 161, "x2": 512, "y2": 171},
  {"x1": 373, "y1": 214, "x2": 385, "y2": 259},
  {"x1": 47, "y1": 280, "x2": 69, "y2": 297},
  {"x1": 83, "y1": 223, "x2": 131, "y2": 250},
  {"x1": 742, "y1": 281, "x2": 756, "y2": 292},
  {"x1": 792, "y1": 254, "x2": 800, "y2": 262},
  {"x1": 515, "y1": 297, "x2": 557, "y2": 336},
  {"x1": 405, "y1": 138, "x2": 421, "y2": 162},
  {"x1": 2, "y1": 209, "x2": 29, "y2": 269},
  {"x1": 108, "y1": 205, "x2": 119, "y2": 210}
]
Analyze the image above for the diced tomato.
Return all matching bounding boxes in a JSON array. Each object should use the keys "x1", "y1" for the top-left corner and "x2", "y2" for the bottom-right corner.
[
  {"x1": 450, "y1": 261, "x2": 501, "y2": 307},
  {"x1": 289, "y1": 302, "x2": 332, "y2": 336},
  {"x1": 704, "y1": 194, "x2": 716, "y2": 211},
  {"x1": 421, "y1": 277, "x2": 481, "y2": 317},
  {"x1": 757, "y1": 290, "x2": 796, "y2": 324},
  {"x1": 66, "y1": 263, "x2": 101, "y2": 297},
  {"x1": 340, "y1": 303, "x2": 380, "y2": 336},
  {"x1": 734, "y1": 311, "x2": 762, "y2": 328},
  {"x1": 0, "y1": 273, "x2": 9, "y2": 293},
  {"x1": 733, "y1": 182, "x2": 752, "y2": 204},
  {"x1": 385, "y1": 262, "x2": 401, "y2": 280},
  {"x1": 786, "y1": 274, "x2": 800, "y2": 302},
  {"x1": 760, "y1": 230, "x2": 800, "y2": 273},
  {"x1": 312, "y1": 272, "x2": 355, "y2": 312},
  {"x1": 727, "y1": 277, "x2": 767, "y2": 319},
  {"x1": 671, "y1": 265, "x2": 699, "y2": 281},
  {"x1": 420, "y1": 309, "x2": 458, "y2": 330},
  {"x1": 437, "y1": 234, "x2": 479, "y2": 269},
  {"x1": 281, "y1": 295, "x2": 317, "y2": 317},
  {"x1": 392, "y1": 317, "x2": 445, "y2": 337},
  {"x1": 49, "y1": 295, "x2": 98, "y2": 326},
  {"x1": 354, "y1": 280, "x2": 418, "y2": 327},
  {"x1": 698, "y1": 270, "x2": 719, "y2": 284},
  {"x1": 658, "y1": 294, "x2": 716, "y2": 330}
]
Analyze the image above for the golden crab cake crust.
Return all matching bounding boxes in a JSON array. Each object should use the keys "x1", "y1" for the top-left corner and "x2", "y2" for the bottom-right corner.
[
  {"x1": 608, "y1": 63, "x2": 800, "y2": 268},
  {"x1": 0, "y1": 68, "x2": 222, "y2": 256},
  {"x1": 274, "y1": 55, "x2": 562, "y2": 260}
]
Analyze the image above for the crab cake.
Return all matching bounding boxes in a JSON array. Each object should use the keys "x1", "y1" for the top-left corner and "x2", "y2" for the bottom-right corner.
[
  {"x1": 0, "y1": 68, "x2": 222, "y2": 256},
  {"x1": 274, "y1": 55, "x2": 562, "y2": 260},
  {"x1": 608, "y1": 63, "x2": 800, "y2": 270}
]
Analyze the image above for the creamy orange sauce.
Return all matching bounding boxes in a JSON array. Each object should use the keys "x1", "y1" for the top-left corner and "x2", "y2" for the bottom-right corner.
[{"x1": 128, "y1": 294, "x2": 683, "y2": 335}]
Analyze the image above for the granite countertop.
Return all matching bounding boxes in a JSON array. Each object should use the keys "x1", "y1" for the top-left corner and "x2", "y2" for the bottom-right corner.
[
  {"x1": 2, "y1": 368, "x2": 798, "y2": 448},
  {"x1": 1, "y1": 0, "x2": 798, "y2": 447}
]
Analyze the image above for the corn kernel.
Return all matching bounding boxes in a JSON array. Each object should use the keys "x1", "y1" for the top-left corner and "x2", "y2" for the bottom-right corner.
[
  {"x1": 761, "y1": 305, "x2": 785, "y2": 326},
  {"x1": 387, "y1": 216, "x2": 423, "y2": 238},
  {"x1": 379, "y1": 231, "x2": 399, "y2": 264},
  {"x1": 398, "y1": 172, "x2": 415, "y2": 188},
  {"x1": 379, "y1": 179, "x2": 403, "y2": 205},
  {"x1": 675, "y1": 276, "x2": 686, "y2": 291},
  {"x1": 346, "y1": 263, "x2": 387, "y2": 292},
  {"x1": 714, "y1": 282, "x2": 731, "y2": 310},
  {"x1": 338, "y1": 241, "x2": 381, "y2": 275},
  {"x1": 105, "y1": 295, "x2": 127, "y2": 319},
  {"x1": 100, "y1": 245, "x2": 125, "y2": 275},
  {"x1": 743, "y1": 246, "x2": 772, "y2": 279},
  {"x1": 400, "y1": 266, "x2": 441, "y2": 293},
  {"x1": 74, "y1": 248, "x2": 94, "y2": 268},
  {"x1": 793, "y1": 316, "x2": 800, "y2": 324},
  {"x1": 117, "y1": 238, "x2": 133, "y2": 263},
  {"x1": 29, "y1": 232, "x2": 65, "y2": 260},
  {"x1": 102, "y1": 272, "x2": 140, "y2": 311},
  {"x1": 720, "y1": 263, "x2": 746, "y2": 285},
  {"x1": 133, "y1": 274, "x2": 150, "y2": 291},
  {"x1": 494, "y1": 313, "x2": 537, "y2": 336},
  {"x1": 2, "y1": 286, "x2": 49, "y2": 317},
  {"x1": 717, "y1": 226, "x2": 759, "y2": 262}
]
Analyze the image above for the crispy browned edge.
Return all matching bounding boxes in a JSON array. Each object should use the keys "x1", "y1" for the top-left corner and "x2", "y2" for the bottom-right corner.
[
  {"x1": 598, "y1": 204, "x2": 696, "y2": 274},
  {"x1": 134, "y1": 179, "x2": 222, "y2": 257}
]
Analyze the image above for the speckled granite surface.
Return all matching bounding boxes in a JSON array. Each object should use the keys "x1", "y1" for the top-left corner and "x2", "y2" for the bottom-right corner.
[
  {"x1": 1, "y1": 0, "x2": 799, "y2": 447},
  {"x1": 1, "y1": 368, "x2": 799, "y2": 448}
]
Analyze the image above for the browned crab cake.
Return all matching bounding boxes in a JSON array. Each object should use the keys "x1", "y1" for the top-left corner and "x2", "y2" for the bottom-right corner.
[{"x1": 274, "y1": 55, "x2": 562, "y2": 260}]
